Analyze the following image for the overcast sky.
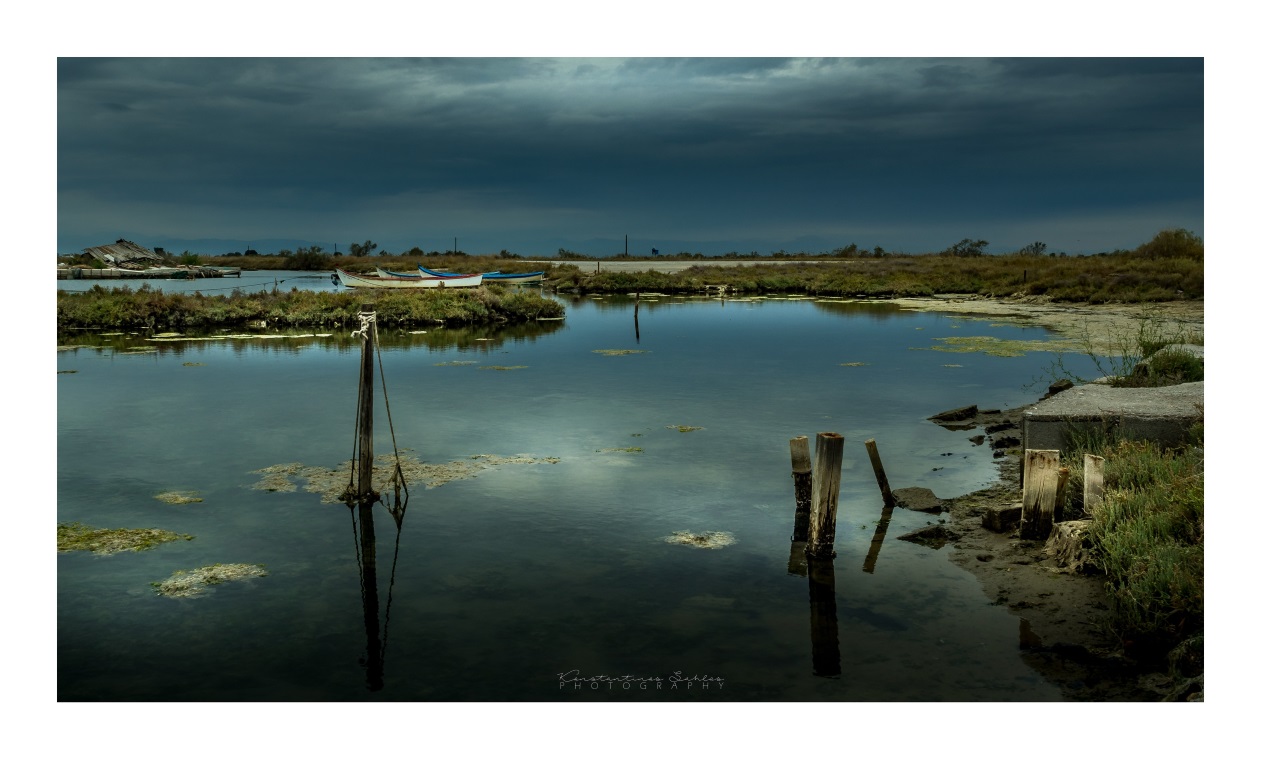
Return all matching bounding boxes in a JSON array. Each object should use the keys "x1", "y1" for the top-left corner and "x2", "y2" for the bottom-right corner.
[{"x1": 57, "y1": 57, "x2": 1202, "y2": 256}]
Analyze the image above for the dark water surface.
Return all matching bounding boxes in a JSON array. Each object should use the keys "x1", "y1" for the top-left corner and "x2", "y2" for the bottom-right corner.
[{"x1": 57, "y1": 293, "x2": 1100, "y2": 701}]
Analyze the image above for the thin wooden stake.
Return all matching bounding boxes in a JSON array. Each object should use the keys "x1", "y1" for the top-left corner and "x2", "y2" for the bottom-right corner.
[
  {"x1": 1020, "y1": 449, "x2": 1062, "y2": 540},
  {"x1": 807, "y1": 432, "x2": 844, "y2": 558},
  {"x1": 356, "y1": 303, "x2": 376, "y2": 502},
  {"x1": 1083, "y1": 454, "x2": 1105, "y2": 515},
  {"x1": 864, "y1": 438, "x2": 895, "y2": 510},
  {"x1": 790, "y1": 436, "x2": 813, "y2": 541}
]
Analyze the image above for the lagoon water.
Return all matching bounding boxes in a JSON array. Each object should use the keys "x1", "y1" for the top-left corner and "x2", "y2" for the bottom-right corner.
[{"x1": 57, "y1": 287, "x2": 1102, "y2": 701}]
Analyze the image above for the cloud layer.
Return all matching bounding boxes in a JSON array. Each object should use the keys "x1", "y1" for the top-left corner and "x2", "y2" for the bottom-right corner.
[{"x1": 57, "y1": 57, "x2": 1203, "y2": 255}]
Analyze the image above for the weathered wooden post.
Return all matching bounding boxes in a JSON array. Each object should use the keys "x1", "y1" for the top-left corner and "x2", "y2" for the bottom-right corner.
[
  {"x1": 806, "y1": 432, "x2": 844, "y2": 558},
  {"x1": 1021, "y1": 449, "x2": 1064, "y2": 540},
  {"x1": 1083, "y1": 454, "x2": 1105, "y2": 515},
  {"x1": 864, "y1": 438, "x2": 896, "y2": 510},
  {"x1": 352, "y1": 300, "x2": 383, "y2": 690},
  {"x1": 789, "y1": 436, "x2": 813, "y2": 541},
  {"x1": 356, "y1": 302, "x2": 377, "y2": 504}
]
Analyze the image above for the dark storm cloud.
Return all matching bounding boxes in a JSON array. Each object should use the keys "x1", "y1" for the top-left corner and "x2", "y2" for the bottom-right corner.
[{"x1": 57, "y1": 57, "x2": 1203, "y2": 255}]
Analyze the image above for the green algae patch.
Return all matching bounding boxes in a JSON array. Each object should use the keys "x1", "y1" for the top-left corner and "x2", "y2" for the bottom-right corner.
[
  {"x1": 479, "y1": 365, "x2": 528, "y2": 371},
  {"x1": 664, "y1": 531, "x2": 736, "y2": 550},
  {"x1": 435, "y1": 360, "x2": 478, "y2": 366},
  {"x1": 58, "y1": 522, "x2": 193, "y2": 555},
  {"x1": 667, "y1": 425, "x2": 704, "y2": 433},
  {"x1": 593, "y1": 349, "x2": 648, "y2": 356},
  {"x1": 838, "y1": 362, "x2": 868, "y2": 367},
  {"x1": 182, "y1": 362, "x2": 205, "y2": 367},
  {"x1": 917, "y1": 335, "x2": 1073, "y2": 358},
  {"x1": 252, "y1": 452, "x2": 561, "y2": 502},
  {"x1": 152, "y1": 563, "x2": 267, "y2": 598},
  {"x1": 155, "y1": 491, "x2": 203, "y2": 504},
  {"x1": 599, "y1": 447, "x2": 644, "y2": 454}
]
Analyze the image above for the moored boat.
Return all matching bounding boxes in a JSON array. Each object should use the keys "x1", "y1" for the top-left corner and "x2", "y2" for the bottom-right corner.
[
  {"x1": 336, "y1": 268, "x2": 483, "y2": 289},
  {"x1": 416, "y1": 264, "x2": 545, "y2": 284}
]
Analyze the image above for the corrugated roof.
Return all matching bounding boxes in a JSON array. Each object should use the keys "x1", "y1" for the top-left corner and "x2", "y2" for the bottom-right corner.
[{"x1": 82, "y1": 239, "x2": 167, "y2": 266}]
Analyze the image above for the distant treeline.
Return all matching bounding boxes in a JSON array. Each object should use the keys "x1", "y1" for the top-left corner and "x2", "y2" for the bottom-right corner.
[{"x1": 57, "y1": 285, "x2": 564, "y2": 333}]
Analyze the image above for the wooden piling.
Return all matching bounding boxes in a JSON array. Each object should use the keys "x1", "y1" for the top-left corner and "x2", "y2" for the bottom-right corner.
[
  {"x1": 864, "y1": 438, "x2": 895, "y2": 510},
  {"x1": 790, "y1": 436, "x2": 813, "y2": 541},
  {"x1": 353, "y1": 300, "x2": 383, "y2": 690},
  {"x1": 356, "y1": 302, "x2": 376, "y2": 502},
  {"x1": 1020, "y1": 449, "x2": 1063, "y2": 540},
  {"x1": 806, "y1": 432, "x2": 844, "y2": 558},
  {"x1": 1083, "y1": 454, "x2": 1105, "y2": 515}
]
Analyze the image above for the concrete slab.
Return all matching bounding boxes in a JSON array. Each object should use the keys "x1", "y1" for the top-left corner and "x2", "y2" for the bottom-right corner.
[{"x1": 1022, "y1": 381, "x2": 1204, "y2": 453}]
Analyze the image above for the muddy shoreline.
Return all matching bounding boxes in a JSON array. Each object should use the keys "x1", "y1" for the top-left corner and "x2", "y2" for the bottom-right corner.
[{"x1": 901, "y1": 295, "x2": 1204, "y2": 701}]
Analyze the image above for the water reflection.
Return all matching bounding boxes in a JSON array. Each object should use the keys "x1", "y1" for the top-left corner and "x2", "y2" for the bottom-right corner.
[
  {"x1": 56, "y1": 319, "x2": 566, "y2": 357},
  {"x1": 57, "y1": 295, "x2": 1104, "y2": 701},
  {"x1": 807, "y1": 556, "x2": 841, "y2": 678}
]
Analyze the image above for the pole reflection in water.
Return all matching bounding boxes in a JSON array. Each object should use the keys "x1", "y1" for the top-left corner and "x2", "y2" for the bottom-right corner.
[
  {"x1": 862, "y1": 503, "x2": 897, "y2": 574},
  {"x1": 807, "y1": 556, "x2": 841, "y2": 678}
]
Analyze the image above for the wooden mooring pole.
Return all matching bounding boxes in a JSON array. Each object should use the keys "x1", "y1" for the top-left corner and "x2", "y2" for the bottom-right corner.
[
  {"x1": 353, "y1": 301, "x2": 383, "y2": 690},
  {"x1": 789, "y1": 436, "x2": 813, "y2": 541},
  {"x1": 806, "y1": 432, "x2": 844, "y2": 559},
  {"x1": 864, "y1": 438, "x2": 896, "y2": 510},
  {"x1": 356, "y1": 302, "x2": 377, "y2": 503}
]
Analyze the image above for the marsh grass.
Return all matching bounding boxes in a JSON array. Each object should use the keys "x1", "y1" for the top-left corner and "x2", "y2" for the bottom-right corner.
[
  {"x1": 56, "y1": 285, "x2": 564, "y2": 333},
  {"x1": 1060, "y1": 426, "x2": 1204, "y2": 655}
]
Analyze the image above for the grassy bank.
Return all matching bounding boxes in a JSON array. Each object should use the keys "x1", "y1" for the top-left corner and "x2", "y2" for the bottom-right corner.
[
  {"x1": 193, "y1": 229, "x2": 1203, "y2": 303},
  {"x1": 1062, "y1": 429, "x2": 1204, "y2": 673},
  {"x1": 544, "y1": 249, "x2": 1202, "y2": 301},
  {"x1": 56, "y1": 284, "x2": 565, "y2": 333}
]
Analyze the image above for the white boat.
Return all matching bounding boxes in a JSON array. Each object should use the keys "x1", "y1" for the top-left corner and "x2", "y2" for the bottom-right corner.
[{"x1": 335, "y1": 269, "x2": 483, "y2": 289}]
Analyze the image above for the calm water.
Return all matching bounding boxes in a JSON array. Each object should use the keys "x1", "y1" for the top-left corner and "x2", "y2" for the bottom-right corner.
[{"x1": 57, "y1": 292, "x2": 1100, "y2": 701}]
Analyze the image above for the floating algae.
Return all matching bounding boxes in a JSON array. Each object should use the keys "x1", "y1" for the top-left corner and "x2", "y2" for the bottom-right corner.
[
  {"x1": 435, "y1": 360, "x2": 478, "y2": 366},
  {"x1": 837, "y1": 362, "x2": 868, "y2": 367},
  {"x1": 598, "y1": 447, "x2": 644, "y2": 454},
  {"x1": 58, "y1": 370, "x2": 78, "y2": 374},
  {"x1": 666, "y1": 425, "x2": 704, "y2": 433},
  {"x1": 251, "y1": 452, "x2": 561, "y2": 503},
  {"x1": 152, "y1": 563, "x2": 267, "y2": 598},
  {"x1": 664, "y1": 531, "x2": 736, "y2": 550},
  {"x1": 182, "y1": 362, "x2": 205, "y2": 367},
  {"x1": 479, "y1": 365, "x2": 528, "y2": 371},
  {"x1": 593, "y1": 349, "x2": 648, "y2": 356},
  {"x1": 155, "y1": 491, "x2": 203, "y2": 504},
  {"x1": 915, "y1": 335, "x2": 1075, "y2": 358},
  {"x1": 58, "y1": 522, "x2": 193, "y2": 555}
]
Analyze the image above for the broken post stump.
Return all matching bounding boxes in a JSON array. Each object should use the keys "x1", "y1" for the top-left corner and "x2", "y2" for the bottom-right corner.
[
  {"x1": 864, "y1": 438, "x2": 896, "y2": 510},
  {"x1": 790, "y1": 436, "x2": 813, "y2": 541},
  {"x1": 807, "y1": 432, "x2": 844, "y2": 558},
  {"x1": 1020, "y1": 449, "x2": 1064, "y2": 540},
  {"x1": 1083, "y1": 453, "x2": 1105, "y2": 515}
]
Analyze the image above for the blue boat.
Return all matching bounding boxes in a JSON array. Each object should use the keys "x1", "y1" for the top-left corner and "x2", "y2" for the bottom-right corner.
[{"x1": 416, "y1": 264, "x2": 546, "y2": 284}]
